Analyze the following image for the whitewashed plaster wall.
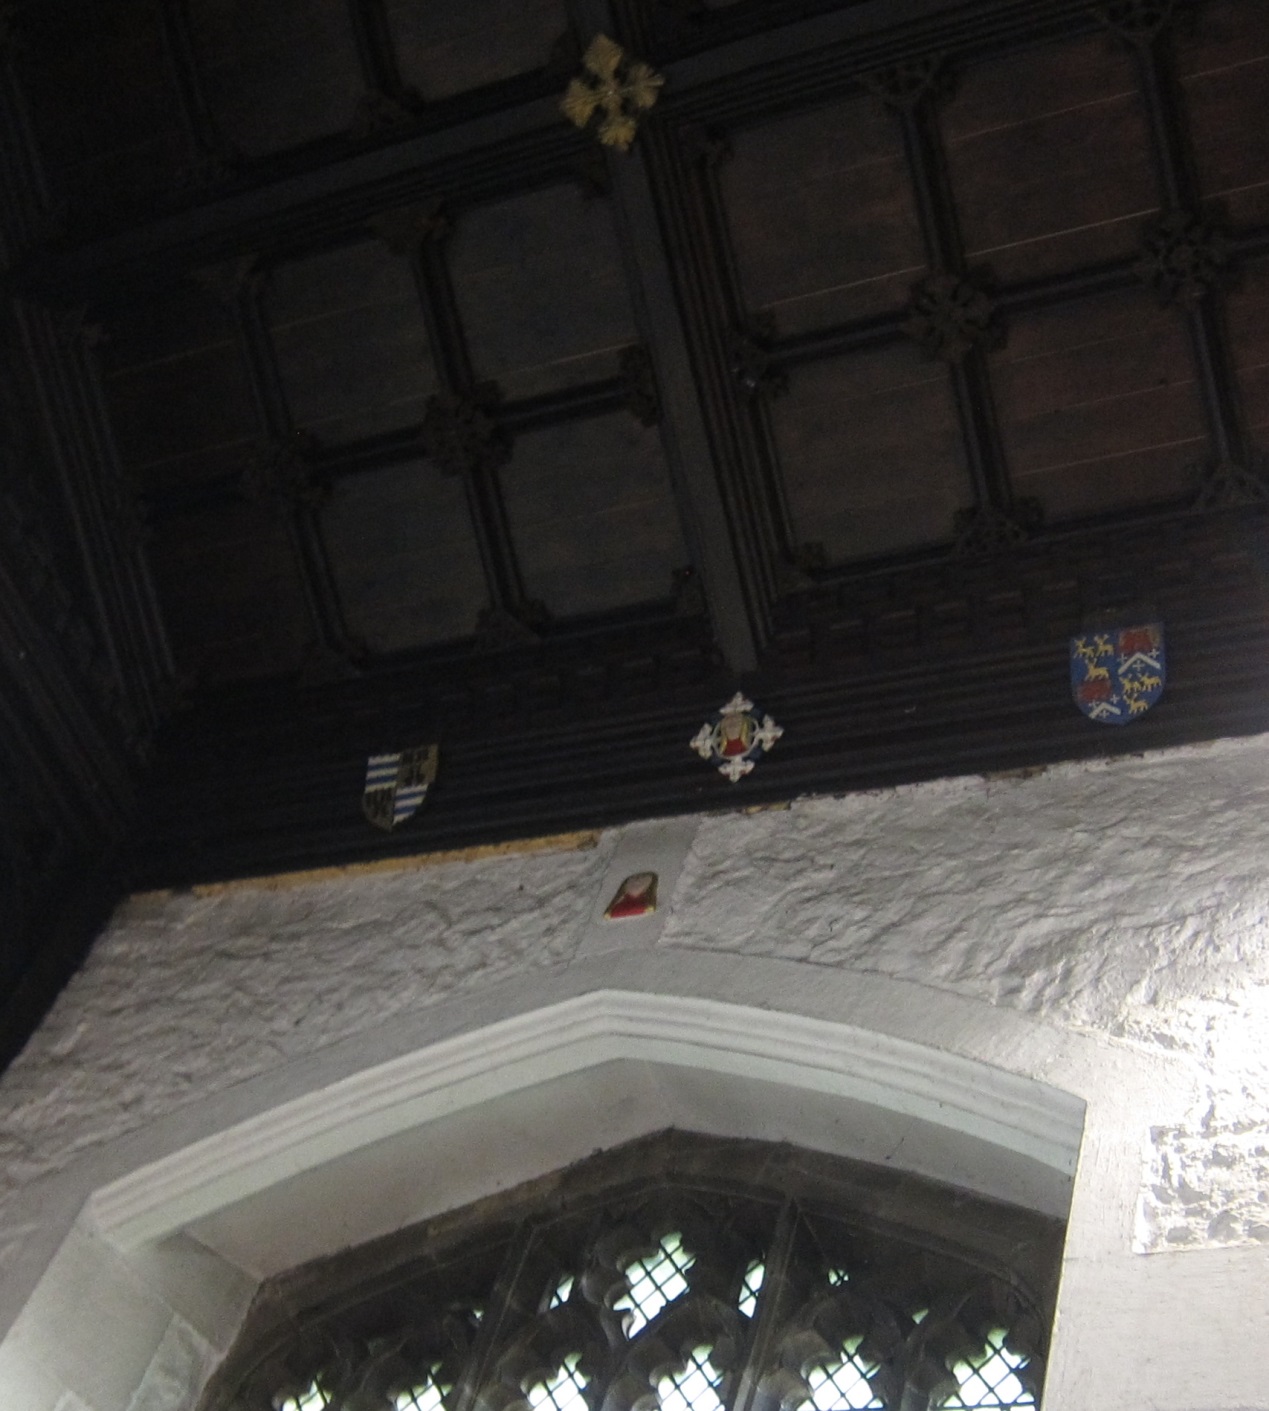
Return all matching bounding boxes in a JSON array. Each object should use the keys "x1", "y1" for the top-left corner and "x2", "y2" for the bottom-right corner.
[{"x1": 1, "y1": 733, "x2": 1268, "y2": 1411}]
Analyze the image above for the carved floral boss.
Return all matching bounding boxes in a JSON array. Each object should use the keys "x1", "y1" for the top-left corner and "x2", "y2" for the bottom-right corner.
[{"x1": 561, "y1": 34, "x2": 664, "y2": 152}]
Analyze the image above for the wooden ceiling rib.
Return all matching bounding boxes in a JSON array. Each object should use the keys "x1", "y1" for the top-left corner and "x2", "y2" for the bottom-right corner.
[{"x1": 4, "y1": 0, "x2": 1269, "y2": 1055}]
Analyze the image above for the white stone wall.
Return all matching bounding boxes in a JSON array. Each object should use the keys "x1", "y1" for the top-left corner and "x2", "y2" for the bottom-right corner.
[
  {"x1": 0, "y1": 835, "x2": 616, "y2": 1237},
  {"x1": 2, "y1": 734, "x2": 1268, "y2": 1411},
  {"x1": 660, "y1": 743, "x2": 1269, "y2": 1252}
]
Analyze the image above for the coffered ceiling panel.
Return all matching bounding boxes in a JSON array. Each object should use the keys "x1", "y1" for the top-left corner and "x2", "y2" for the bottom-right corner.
[
  {"x1": 449, "y1": 185, "x2": 638, "y2": 399},
  {"x1": 267, "y1": 240, "x2": 437, "y2": 446},
  {"x1": 943, "y1": 35, "x2": 1158, "y2": 282},
  {"x1": 16, "y1": 0, "x2": 183, "y2": 221},
  {"x1": 100, "y1": 285, "x2": 258, "y2": 493},
  {"x1": 770, "y1": 343, "x2": 971, "y2": 564},
  {"x1": 1177, "y1": 0, "x2": 1269, "y2": 229},
  {"x1": 1225, "y1": 256, "x2": 1269, "y2": 448},
  {"x1": 989, "y1": 289, "x2": 1207, "y2": 521},
  {"x1": 385, "y1": 0, "x2": 567, "y2": 101},
  {"x1": 188, "y1": 0, "x2": 364, "y2": 156},
  {"x1": 148, "y1": 500, "x2": 308, "y2": 683},
  {"x1": 498, "y1": 415, "x2": 687, "y2": 617},
  {"x1": 322, "y1": 460, "x2": 486, "y2": 654},
  {"x1": 11, "y1": 0, "x2": 1269, "y2": 987},
  {"x1": 719, "y1": 92, "x2": 925, "y2": 334}
]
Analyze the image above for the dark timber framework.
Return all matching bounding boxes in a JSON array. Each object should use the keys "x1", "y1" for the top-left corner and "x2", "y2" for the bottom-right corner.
[{"x1": 1, "y1": 0, "x2": 1269, "y2": 1058}]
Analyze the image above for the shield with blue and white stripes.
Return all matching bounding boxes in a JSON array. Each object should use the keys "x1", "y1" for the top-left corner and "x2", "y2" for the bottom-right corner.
[{"x1": 362, "y1": 745, "x2": 438, "y2": 831}]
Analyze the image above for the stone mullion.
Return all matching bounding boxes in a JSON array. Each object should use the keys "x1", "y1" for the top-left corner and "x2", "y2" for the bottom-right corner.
[
  {"x1": 232, "y1": 270, "x2": 363, "y2": 665},
  {"x1": 726, "y1": 1199, "x2": 801, "y2": 1411},
  {"x1": 409, "y1": 226, "x2": 531, "y2": 621},
  {"x1": 891, "y1": 87, "x2": 1017, "y2": 530},
  {"x1": 1127, "y1": 21, "x2": 1251, "y2": 475},
  {"x1": 450, "y1": 1225, "x2": 541, "y2": 1411}
]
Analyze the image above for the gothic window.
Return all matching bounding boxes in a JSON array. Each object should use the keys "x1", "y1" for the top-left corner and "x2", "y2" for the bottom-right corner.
[{"x1": 204, "y1": 1135, "x2": 1062, "y2": 1411}]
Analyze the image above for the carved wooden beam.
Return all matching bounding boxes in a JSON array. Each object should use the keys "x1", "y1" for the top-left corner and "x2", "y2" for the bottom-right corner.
[{"x1": 1109, "y1": 8, "x2": 1253, "y2": 485}]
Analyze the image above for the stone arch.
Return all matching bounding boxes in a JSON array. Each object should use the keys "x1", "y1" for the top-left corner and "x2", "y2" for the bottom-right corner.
[{"x1": 0, "y1": 973, "x2": 1087, "y2": 1411}]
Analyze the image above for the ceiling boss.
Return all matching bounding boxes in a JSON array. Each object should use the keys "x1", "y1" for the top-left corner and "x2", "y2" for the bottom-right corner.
[
  {"x1": 560, "y1": 34, "x2": 664, "y2": 152},
  {"x1": 691, "y1": 693, "x2": 784, "y2": 782}
]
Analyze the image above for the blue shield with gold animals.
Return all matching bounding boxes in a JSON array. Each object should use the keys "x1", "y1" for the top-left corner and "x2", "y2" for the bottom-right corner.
[{"x1": 1070, "y1": 624, "x2": 1165, "y2": 725}]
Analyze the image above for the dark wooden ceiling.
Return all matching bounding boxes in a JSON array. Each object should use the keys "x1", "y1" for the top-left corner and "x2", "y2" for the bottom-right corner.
[{"x1": 1, "y1": 0, "x2": 1269, "y2": 1058}]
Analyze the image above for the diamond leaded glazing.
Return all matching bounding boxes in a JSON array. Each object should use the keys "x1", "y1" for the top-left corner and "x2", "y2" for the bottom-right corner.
[
  {"x1": 945, "y1": 1331, "x2": 1036, "y2": 1411},
  {"x1": 737, "y1": 1257, "x2": 766, "y2": 1319},
  {"x1": 528, "y1": 1354, "x2": 590, "y2": 1411},
  {"x1": 615, "y1": 1230, "x2": 696, "y2": 1334},
  {"x1": 210, "y1": 1137, "x2": 1059, "y2": 1411},
  {"x1": 657, "y1": 1347, "x2": 725, "y2": 1411},
  {"x1": 806, "y1": 1337, "x2": 884, "y2": 1411}
]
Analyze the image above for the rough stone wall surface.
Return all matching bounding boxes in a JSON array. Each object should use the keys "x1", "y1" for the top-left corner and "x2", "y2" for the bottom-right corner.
[
  {"x1": 2, "y1": 734, "x2": 1268, "y2": 1261},
  {"x1": 660, "y1": 738, "x2": 1269, "y2": 1251},
  {"x1": 0, "y1": 836, "x2": 614, "y2": 1247}
]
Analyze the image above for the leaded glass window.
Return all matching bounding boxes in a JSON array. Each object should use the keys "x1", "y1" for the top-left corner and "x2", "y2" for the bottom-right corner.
[{"x1": 205, "y1": 1134, "x2": 1061, "y2": 1411}]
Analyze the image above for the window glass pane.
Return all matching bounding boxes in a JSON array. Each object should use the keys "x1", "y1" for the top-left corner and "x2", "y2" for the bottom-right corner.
[
  {"x1": 528, "y1": 1354, "x2": 589, "y2": 1411},
  {"x1": 807, "y1": 1339, "x2": 883, "y2": 1411},
  {"x1": 396, "y1": 1370, "x2": 450, "y2": 1411},
  {"x1": 738, "y1": 1258, "x2": 765, "y2": 1318},
  {"x1": 943, "y1": 1330, "x2": 1035, "y2": 1411},
  {"x1": 279, "y1": 1383, "x2": 330, "y2": 1411},
  {"x1": 615, "y1": 1232, "x2": 695, "y2": 1335},
  {"x1": 657, "y1": 1347, "x2": 724, "y2": 1411}
]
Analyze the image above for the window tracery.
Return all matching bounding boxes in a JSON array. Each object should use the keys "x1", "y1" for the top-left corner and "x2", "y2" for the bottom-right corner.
[{"x1": 207, "y1": 1136, "x2": 1061, "y2": 1411}]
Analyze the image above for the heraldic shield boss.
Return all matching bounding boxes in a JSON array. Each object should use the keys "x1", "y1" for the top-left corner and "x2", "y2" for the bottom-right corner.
[
  {"x1": 363, "y1": 745, "x2": 439, "y2": 831},
  {"x1": 691, "y1": 693, "x2": 783, "y2": 781},
  {"x1": 1070, "y1": 624, "x2": 1165, "y2": 724}
]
